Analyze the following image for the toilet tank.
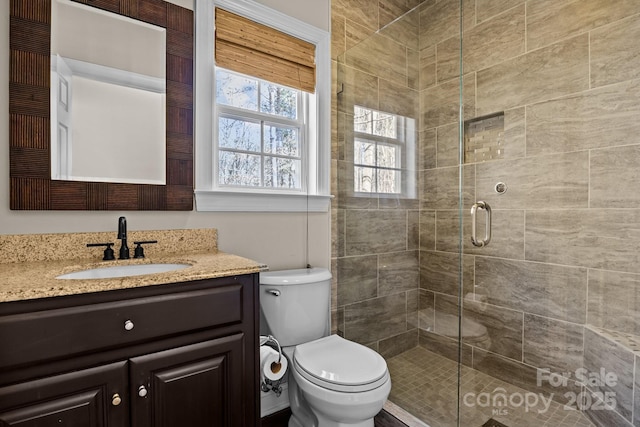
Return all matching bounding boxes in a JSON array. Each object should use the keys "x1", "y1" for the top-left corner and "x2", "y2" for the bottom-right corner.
[{"x1": 259, "y1": 268, "x2": 332, "y2": 347}]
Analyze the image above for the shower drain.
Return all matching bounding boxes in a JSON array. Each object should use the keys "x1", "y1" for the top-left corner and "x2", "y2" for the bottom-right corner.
[{"x1": 481, "y1": 419, "x2": 509, "y2": 427}]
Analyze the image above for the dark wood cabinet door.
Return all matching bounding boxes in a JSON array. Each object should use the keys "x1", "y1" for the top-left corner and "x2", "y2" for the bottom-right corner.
[
  {"x1": 0, "y1": 361, "x2": 128, "y2": 427},
  {"x1": 129, "y1": 333, "x2": 246, "y2": 427}
]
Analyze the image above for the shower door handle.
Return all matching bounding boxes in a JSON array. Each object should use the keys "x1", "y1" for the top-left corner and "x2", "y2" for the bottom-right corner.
[{"x1": 470, "y1": 201, "x2": 492, "y2": 247}]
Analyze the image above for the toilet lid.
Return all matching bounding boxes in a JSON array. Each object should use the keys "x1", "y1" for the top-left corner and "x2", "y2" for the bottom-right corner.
[{"x1": 293, "y1": 335, "x2": 389, "y2": 393}]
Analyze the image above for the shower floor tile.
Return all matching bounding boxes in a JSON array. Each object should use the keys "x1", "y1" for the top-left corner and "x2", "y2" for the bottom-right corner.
[{"x1": 386, "y1": 347, "x2": 595, "y2": 427}]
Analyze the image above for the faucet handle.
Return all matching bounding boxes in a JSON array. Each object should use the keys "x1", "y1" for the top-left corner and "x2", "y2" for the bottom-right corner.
[
  {"x1": 87, "y1": 242, "x2": 115, "y2": 261},
  {"x1": 133, "y1": 240, "x2": 158, "y2": 259}
]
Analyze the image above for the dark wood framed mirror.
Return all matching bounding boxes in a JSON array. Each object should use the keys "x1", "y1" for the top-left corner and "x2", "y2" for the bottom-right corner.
[{"x1": 9, "y1": 0, "x2": 193, "y2": 210}]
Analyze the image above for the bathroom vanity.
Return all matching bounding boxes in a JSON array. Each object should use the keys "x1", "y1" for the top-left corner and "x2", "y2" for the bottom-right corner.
[{"x1": 0, "y1": 230, "x2": 263, "y2": 427}]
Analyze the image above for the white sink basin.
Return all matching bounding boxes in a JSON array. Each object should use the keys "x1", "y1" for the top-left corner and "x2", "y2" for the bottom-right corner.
[{"x1": 56, "y1": 263, "x2": 190, "y2": 280}]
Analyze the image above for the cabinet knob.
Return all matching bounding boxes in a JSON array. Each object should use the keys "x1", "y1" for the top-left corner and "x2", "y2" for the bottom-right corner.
[
  {"x1": 111, "y1": 393, "x2": 122, "y2": 406},
  {"x1": 124, "y1": 320, "x2": 134, "y2": 331},
  {"x1": 138, "y1": 385, "x2": 148, "y2": 397}
]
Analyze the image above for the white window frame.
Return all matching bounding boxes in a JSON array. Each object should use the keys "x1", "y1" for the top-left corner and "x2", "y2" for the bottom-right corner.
[{"x1": 194, "y1": 0, "x2": 331, "y2": 212}]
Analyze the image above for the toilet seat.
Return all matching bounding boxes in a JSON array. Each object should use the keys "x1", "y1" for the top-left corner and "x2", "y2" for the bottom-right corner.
[{"x1": 293, "y1": 335, "x2": 389, "y2": 393}]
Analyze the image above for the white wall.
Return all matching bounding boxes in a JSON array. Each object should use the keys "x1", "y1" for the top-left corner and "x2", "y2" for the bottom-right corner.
[
  {"x1": 253, "y1": 0, "x2": 330, "y2": 31},
  {"x1": 170, "y1": 0, "x2": 330, "y2": 32},
  {"x1": 0, "y1": 0, "x2": 331, "y2": 271}
]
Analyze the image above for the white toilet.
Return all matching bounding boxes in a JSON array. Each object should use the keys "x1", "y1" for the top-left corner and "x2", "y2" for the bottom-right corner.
[{"x1": 260, "y1": 268, "x2": 391, "y2": 427}]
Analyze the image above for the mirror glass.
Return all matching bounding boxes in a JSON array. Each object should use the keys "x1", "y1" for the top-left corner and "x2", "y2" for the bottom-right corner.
[
  {"x1": 50, "y1": 0, "x2": 167, "y2": 185},
  {"x1": 10, "y1": 0, "x2": 193, "y2": 211}
]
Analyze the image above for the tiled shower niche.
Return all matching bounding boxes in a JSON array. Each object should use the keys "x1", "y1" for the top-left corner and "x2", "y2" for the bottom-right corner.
[{"x1": 464, "y1": 112, "x2": 505, "y2": 163}]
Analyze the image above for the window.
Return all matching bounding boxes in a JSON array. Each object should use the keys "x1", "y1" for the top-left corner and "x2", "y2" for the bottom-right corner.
[
  {"x1": 353, "y1": 106, "x2": 416, "y2": 198},
  {"x1": 215, "y1": 69, "x2": 305, "y2": 191},
  {"x1": 195, "y1": 0, "x2": 331, "y2": 212}
]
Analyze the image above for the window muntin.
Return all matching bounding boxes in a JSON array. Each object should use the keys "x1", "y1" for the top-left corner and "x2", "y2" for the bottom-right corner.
[
  {"x1": 353, "y1": 105, "x2": 414, "y2": 196},
  {"x1": 215, "y1": 68, "x2": 305, "y2": 191}
]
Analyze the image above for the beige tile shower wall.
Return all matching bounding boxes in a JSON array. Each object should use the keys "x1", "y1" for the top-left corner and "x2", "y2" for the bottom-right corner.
[
  {"x1": 332, "y1": 0, "x2": 428, "y2": 356},
  {"x1": 412, "y1": 0, "x2": 640, "y2": 424}
]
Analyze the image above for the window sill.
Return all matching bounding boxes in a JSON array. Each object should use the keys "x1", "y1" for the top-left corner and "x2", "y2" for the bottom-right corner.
[{"x1": 195, "y1": 190, "x2": 333, "y2": 212}]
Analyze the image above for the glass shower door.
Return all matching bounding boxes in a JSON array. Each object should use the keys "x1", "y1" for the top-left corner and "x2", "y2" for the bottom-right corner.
[
  {"x1": 334, "y1": 1, "x2": 465, "y2": 426},
  {"x1": 456, "y1": 2, "x2": 640, "y2": 427}
]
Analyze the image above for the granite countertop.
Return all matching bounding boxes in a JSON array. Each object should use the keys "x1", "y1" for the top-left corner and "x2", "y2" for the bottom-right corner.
[{"x1": 0, "y1": 229, "x2": 266, "y2": 303}]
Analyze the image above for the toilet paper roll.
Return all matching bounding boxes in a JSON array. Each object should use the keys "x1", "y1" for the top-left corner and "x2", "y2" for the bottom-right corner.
[{"x1": 260, "y1": 346, "x2": 288, "y2": 382}]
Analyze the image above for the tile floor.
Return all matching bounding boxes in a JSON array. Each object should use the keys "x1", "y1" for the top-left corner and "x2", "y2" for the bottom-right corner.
[{"x1": 386, "y1": 347, "x2": 595, "y2": 427}]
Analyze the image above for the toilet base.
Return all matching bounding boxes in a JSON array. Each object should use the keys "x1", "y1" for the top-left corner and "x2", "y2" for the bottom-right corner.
[
  {"x1": 289, "y1": 412, "x2": 374, "y2": 427},
  {"x1": 314, "y1": 412, "x2": 374, "y2": 427}
]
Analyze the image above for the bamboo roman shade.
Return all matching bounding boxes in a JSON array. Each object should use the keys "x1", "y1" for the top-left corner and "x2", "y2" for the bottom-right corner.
[{"x1": 215, "y1": 8, "x2": 316, "y2": 93}]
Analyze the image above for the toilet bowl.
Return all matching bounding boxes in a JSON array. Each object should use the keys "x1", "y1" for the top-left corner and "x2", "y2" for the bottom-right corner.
[
  {"x1": 260, "y1": 268, "x2": 391, "y2": 427},
  {"x1": 290, "y1": 335, "x2": 391, "y2": 427}
]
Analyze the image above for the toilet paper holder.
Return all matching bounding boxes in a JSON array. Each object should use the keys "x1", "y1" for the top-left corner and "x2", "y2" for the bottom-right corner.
[
  {"x1": 260, "y1": 335, "x2": 285, "y2": 397},
  {"x1": 260, "y1": 334, "x2": 282, "y2": 363}
]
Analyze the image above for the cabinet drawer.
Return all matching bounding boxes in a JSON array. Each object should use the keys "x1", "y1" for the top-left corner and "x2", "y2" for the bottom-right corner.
[{"x1": 0, "y1": 283, "x2": 243, "y2": 369}]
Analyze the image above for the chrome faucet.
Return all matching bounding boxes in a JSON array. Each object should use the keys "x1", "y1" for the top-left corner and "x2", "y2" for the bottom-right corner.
[{"x1": 117, "y1": 216, "x2": 130, "y2": 259}]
